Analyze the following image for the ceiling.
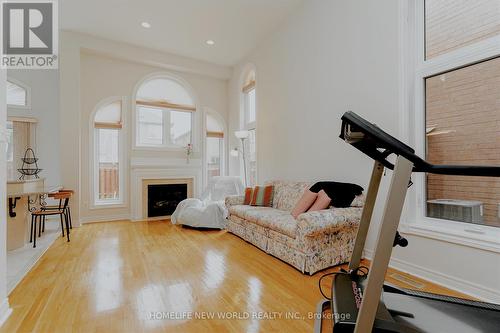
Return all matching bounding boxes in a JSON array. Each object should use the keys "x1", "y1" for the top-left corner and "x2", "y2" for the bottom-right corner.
[{"x1": 60, "y1": 0, "x2": 303, "y2": 66}]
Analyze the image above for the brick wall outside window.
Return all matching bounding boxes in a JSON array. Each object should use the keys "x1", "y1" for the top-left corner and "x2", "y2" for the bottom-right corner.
[
  {"x1": 426, "y1": 57, "x2": 500, "y2": 227},
  {"x1": 425, "y1": 0, "x2": 500, "y2": 59}
]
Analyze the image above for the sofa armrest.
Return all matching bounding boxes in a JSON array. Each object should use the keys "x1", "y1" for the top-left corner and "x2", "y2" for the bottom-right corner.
[
  {"x1": 225, "y1": 195, "x2": 245, "y2": 208},
  {"x1": 297, "y1": 207, "x2": 363, "y2": 237}
]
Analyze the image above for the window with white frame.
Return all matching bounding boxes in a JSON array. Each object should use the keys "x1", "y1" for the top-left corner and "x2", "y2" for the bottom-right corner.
[
  {"x1": 7, "y1": 80, "x2": 29, "y2": 107},
  {"x1": 410, "y1": 1, "x2": 500, "y2": 234},
  {"x1": 206, "y1": 113, "x2": 225, "y2": 183},
  {"x1": 93, "y1": 100, "x2": 124, "y2": 205},
  {"x1": 242, "y1": 70, "x2": 257, "y2": 186},
  {"x1": 135, "y1": 78, "x2": 195, "y2": 148}
]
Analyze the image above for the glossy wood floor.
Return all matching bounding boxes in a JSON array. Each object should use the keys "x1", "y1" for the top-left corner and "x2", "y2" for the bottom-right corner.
[{"x1": 1, "y1": 220, "x2": 469, "y2": 333}]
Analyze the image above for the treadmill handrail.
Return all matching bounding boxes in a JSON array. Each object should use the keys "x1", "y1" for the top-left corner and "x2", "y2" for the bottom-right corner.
[{"x1": 340, "y1": 111, "x2": 500, "y2": 177}]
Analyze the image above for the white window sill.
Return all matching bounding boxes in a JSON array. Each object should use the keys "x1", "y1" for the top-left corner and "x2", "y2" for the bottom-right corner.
[
  {"x1": 91, "y1": 201, "x2": 126, "y2": 210},
  {"x1": 401, "y1": 217, "x2": 500, "y2": 253},
  {"x1": 7, "y1": 104, "x2": 31, "y2": 110},
  {"x1": 132, "y1": 145, "x2": 191, "y2": 152}
]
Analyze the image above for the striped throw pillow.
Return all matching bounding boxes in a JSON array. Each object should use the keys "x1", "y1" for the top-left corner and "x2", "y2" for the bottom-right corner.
[
  {"x1": 243, "y1": 187, "x2": 254, "y2": 205},
  {"x1": 250, "y1": 185, "x2": 274, "y2": 207}
]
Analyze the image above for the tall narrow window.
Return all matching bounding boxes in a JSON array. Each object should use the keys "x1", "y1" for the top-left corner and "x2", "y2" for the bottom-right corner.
[
  {"x1": 418, "y1": 1, "x2": 500, "y2": 229},
  {"x1": 93, "y1": 100, "x2": 123, "y2": 205},
  {"x1": 135, "y1": 77, "x2": 195, "y2": 148},
  {"x1": 242, "y1": 69, "x2": 257, "y2": 186},
  {"x1": 206, "y1": 113, "x2": 224, "y2": 183}
]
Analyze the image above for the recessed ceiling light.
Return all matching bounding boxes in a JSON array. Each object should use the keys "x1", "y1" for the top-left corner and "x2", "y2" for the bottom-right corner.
[
  {"x1": 206, "y1": 40, "x2": 215, "y2": 46},
  {"x1": 141, "y1": 22, "x2": 151, "y2": 29}
]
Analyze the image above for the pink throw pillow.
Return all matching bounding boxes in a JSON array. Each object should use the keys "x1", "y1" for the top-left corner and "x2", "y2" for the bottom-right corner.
[
  {"x1": 307, "y1": 190, "x2": 332, "y2": 212},
  {"x1": 291, "y1": 190, "x2": 318, "y2": 218}
]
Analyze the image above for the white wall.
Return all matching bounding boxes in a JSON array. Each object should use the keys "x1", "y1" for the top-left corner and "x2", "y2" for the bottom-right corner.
[
  {"x1": 228, "y1": 0, "x2": 401, "y2": 252},
  {"x1": 60, "y1": 32, "x2": 82, "y2": 226},
  {"x1": 0, "y1": 68, "x2": 12, "y2": 325},
  {"x1": 229, "y1": 0, "x2": 400, "y2": 186},
  {"x1": 228, "y1": 0, "x2": 500, "y2": 302},
  {"x1": 60, "y1": 31, "x2": 230, "y2": 224},
  {"x1": 7, "y1": 70, "x2": 61, "y2": 188},
  {"x1": 79, "y1": 52, "x2": 228, "y2": 222}
]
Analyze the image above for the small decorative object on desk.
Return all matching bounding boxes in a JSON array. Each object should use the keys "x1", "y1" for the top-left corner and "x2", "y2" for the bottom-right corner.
[
  {"x1": 185, "y1": 143, "x2": 193, "y2": 164},
  {"x1": 18, "y1": 148, "x2": 42, "y2": 180}
]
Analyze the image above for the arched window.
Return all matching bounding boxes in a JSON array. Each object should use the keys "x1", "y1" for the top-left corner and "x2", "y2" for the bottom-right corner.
[
  {"x1": 135, "y1": 77, "x2": 195, "y2": 148},
  {"x1": 206, "y1": 112, "x2": 225, "y2": 183},
  {"x1": 7, "y1": 79, "x2": 29, "y2": 107},
  {"x1": 93, "y1": 99, "x2": 124, "y2": 205},
  {"x1": 241, "y1": 68, "x2": 257, "y2": 186}
]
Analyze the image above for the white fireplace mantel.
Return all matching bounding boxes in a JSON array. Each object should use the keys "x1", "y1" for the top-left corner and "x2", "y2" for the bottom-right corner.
[
  {"x1": 131, "y1": 157, "x2": 202, "y2": 169},
  {"x1": 130, "y1": 159, "x2": 202, "y2": 220}
]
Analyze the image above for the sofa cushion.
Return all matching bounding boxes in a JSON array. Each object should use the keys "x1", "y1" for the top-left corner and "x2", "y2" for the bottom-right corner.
[
  {"x1": 263, "y1": 213, "x2": 299, "y2": 238},
  {"x1": 244, "y1": 207, "x2": 288, "y2": 224},
  {"x1": 228, "y1": 205, "x2": 255, "y2": 219},
  {"x1": 267, "y1": 181, "x2": 311, "y2": 211},
  {"x1": 297, "y1": 207, "x2": 362, "y2": 237}
]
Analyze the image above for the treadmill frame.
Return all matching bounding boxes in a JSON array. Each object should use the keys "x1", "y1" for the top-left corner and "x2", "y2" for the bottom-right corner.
[
  {"x1": 353, "y1": 156, "x2": 413, "y2": 333},
  {"x1": 314, "y1": 157, "x2": 414, "y2": 333},
  {"x1": 314, "y1": 111, "x2": 500, "y2": 333}
]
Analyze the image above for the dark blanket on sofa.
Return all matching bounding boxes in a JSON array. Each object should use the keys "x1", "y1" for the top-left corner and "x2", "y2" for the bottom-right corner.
[{"x1": 309, "y1": 181, "x2": 364, "y2": 208}]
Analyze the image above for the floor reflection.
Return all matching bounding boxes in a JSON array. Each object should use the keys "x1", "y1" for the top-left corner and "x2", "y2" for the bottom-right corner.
[
  {"x1": 202, "y1": 249, "x2": 226, "y2": 292},
  {"x1": 136, "y1": 282, "x2": 193, "y2": 328},
  {"x1": 246, "y1": 276, "x2": 263, "y2": 333},
  {"x1": 93, "y1": 237, "x2": 123, "y2": 312}
]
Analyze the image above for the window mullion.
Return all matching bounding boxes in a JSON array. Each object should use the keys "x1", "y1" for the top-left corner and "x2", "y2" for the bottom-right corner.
[{"x1": 163, "y1": 108, "x2": 171, "y2": 146}]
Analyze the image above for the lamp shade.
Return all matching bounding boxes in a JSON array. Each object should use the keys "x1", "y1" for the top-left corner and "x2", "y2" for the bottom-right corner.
[{"x1": 235, "y1": 130, "x2": 250, "y2": 139}]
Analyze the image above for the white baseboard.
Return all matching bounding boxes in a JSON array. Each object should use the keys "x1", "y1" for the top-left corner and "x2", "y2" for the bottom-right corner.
[
  {"x1": 363, "y1": 249, "x2": 500, "y2": 303},
  {"x1": 0, "y1": 298, "x2": 12, "y2": 328},
  {"x1": 80, "y1": 214, "x2": 131, "y2": 224}
]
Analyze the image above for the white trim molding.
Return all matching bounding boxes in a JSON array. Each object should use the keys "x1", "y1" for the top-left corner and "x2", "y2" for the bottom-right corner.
[
  {"x1": 80, "y1": 214, "x2": 132, "y2": 224},
  {"x1": 0, "y1": 298, "x2": 12, "y2": 328},
  {"x1": 0, "y1": 127, "x2": 7, "y2": 143},
  {"x1": 363, "y1": 249, "x2": 500, "y2": 303},
  {"x1": 130, "y1": 157, "x2": 202, "y2": 169},
  {"x1": 401, "y1": 218, "x2": 500, "y2": 254}
]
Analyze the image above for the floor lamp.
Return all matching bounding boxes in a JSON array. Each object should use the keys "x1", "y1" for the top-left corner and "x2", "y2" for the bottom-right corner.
[{"x1": 234, "y1": 130, "x2": 250, "y2": 187}]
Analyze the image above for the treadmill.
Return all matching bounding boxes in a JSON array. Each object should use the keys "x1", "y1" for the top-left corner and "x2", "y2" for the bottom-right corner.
[{"x1": 314, "y1": 111, "x2": 500, "y2": 333}]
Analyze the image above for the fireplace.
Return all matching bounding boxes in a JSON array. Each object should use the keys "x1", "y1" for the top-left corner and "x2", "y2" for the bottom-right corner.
[
  {"x1": 147, "y1": 184, "x2": 187, "y2": 217},
  {"x1": 142, "y1": 178, "x2": 193, "y2": 219}
]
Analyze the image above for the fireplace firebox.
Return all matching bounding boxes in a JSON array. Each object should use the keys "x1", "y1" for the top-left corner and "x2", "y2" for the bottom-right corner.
[{"x1": 147, "y1": 183, "x2": 187, "y2": 218}]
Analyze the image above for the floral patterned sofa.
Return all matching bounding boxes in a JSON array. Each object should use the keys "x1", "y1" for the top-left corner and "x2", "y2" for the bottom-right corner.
[{"x1": 225, "y1": 180, "x2": 364, "y2": 275}]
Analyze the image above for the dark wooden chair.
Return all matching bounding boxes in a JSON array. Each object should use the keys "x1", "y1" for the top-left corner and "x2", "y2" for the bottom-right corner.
[
  {"x1": 30, "y1": 191, "x2": 71, "y2": 248},
  {"x1": 41, "y1": 189, "x2": 74, "y2": 231}
]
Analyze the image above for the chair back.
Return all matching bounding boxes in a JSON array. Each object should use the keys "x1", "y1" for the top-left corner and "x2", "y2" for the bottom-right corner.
[{"x1": 49, "y1": 191, "x2": 72, "y2": 209}]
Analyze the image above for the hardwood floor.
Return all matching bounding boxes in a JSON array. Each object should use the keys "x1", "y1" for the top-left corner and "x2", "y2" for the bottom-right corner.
[{"x1": 1, "y1": 220, "x2": 469, "y2": 333}]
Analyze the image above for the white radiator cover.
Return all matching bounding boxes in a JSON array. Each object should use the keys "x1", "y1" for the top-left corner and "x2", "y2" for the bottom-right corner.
[{"x1": 427, "y1": 199, "x2": 483, "y2": 224}]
